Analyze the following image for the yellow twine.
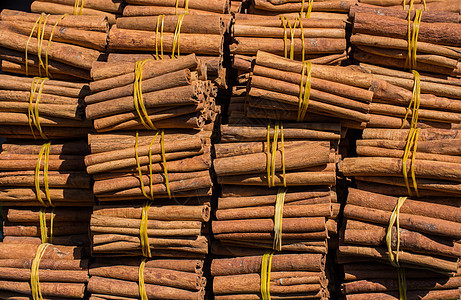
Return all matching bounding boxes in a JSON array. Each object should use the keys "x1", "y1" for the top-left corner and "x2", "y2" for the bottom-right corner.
[
  {"x1": 297, "y1": 61, "x2": 312, "y2": 122},
  {"x1": 266, "y1": 124, "x2": 271, "y2": 187},
  {"x1": 270, "y1": 123, "x2": 279, "y2": 187},
  {"x1": 28, "y1": 77, "x2": 49, "y2": 140},
  {"x1": 266, "y1": 123, "x2": 286, "y2": 188},
  {"x1": 280, "y1": 17, "x2": 305, "y2": 61},
  {"x1": 133, "y1": 59, "x2": 158, "y2": 130},
  {"x1": 260, "y1": 251, "x2": 274, "y2": 300},
  {"x1": 280, "y1": 123, "x2": 286, "y2": 187},
  {"x1": 26, "y1": 14, "x2": 48, "y2": 77},
  {"x1": 155, "y1": 15, "x2": 165, "y2": 60},
  {"x1": 273, "y1": 187, "x2": 287, "y2": 251},
  {"x1": 175, "y1": 0, "x2": 189, "y2": 14},
  {"x1": 300, "y1": 0, "x2": 314, "y2": 18},
  {"x1": 30, "y1": 243, "x2": 50, "y2": 300},
  {"x1": 386, "y1": 196, "x2": 408, "y2": 300},
  {"x1": 45, "y1": 14, "x2": 67, "y2": 78},
  {"x1": 140, "y1": 201, "x2": 152, "y2": 257},
  {"x1": 36, "y1": 14, "x2": 50, "y2": 77},
  {"x1": 172, "y1": 14, "x2": 186, "y2": 58},
  {"x1": 138, "y1": 257, "x2": 148, "y2": 300},
  {"x1": 160, "y1": 130, "x2": 172, "y2": 199},
  {"x1": 148, "y1": 131, "x2": 160, "y2": 200},
  {"x1": 39, "y1": 207, "x2": 54, "y2": 244},
  {"x1": 73, "y1": 0, "x2": 85, "y2": 15},
  {"x1": 406, "y1": 9, "x2": 422, "y2": 70},
  {"x1": 35, "y1": 142, "x2": 52, "y2": 207},
  {"x1": 404, "y1": 0, "x2": 427, "y2": 11}
]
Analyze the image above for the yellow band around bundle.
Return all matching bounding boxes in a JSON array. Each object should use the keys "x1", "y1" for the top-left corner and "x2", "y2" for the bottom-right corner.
[
  {"x1": 404, "y1": 0, "x2": 427, "y2": 11},
  {"x1": 406, "y1": 9, "x2": 423, "y2": 70},
  {"x1": 175, "y1": 0, "x2": 189, "y2": 14},
  {"x1": 266, "y1": 123, "x2": 286, "y2": 188},
  {"x1": 172, "y1": 14, "x2": 186, "y2": 58},
  {"x1": 28, "y1": 77, "x2": 49, "y2": 139},
  {"x1": 300, "y1": 0, "x2": 314, "y2": 18},
  {"x1": 260, "y1": 251, "x2": 274, "y2": 300},
  {"x1": 31, "y1": 243, "x2": 50, "y2": 300},
  {"x1": 140, "y1": 201, "x2": 152, "y2": 257},
  {"x1": 160, "y1": 130, "x2": 172, "y2": 198},
  {"x1": 280, "y1": 17, "x2": 306, "y2": 61},
  {"x1": 134, "y1": 59, "x2": 158, "y2": 130},
  {"x1": 73, "y1": 0, "x2": 85, "y2": 15},
  {"x1": 138, "y1": 257, "x2": 148, "y2": 300},
  {"x1": 35, "y1": 142, "x2": 52, "y2": 207},
  {"x1": 155, "y1": 15, "x2": 165, "y2": 60},
  {"x1": 273, "y1": 187, "x2": 287, "y2": 251},
  {"x1": 298, "y1": 61, "x2": 312, "y2": 122},
  {"x1": 39, "y1": 207, "x2": 54, "y2": 244}
]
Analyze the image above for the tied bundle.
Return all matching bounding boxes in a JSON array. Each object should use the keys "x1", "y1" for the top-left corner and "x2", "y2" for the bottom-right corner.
[
  {"x1": 355, "y1": 0, "x2": 461, "y2": 12},
  {"x1": 0, "y1": 74, "x2": 91, "y2": 139},
  {"x1": 86, "y1": 54, "x2": 218, "y2": 132},
  {"x1": 88, "y1": 257, "x2": 207, "y2": 299},
  {"x1": 210, "y1": 252, "x2": 329, "y2": 299},
  {"x1": 214, "y1": 122, "x2": 340, "y2": 187},
  {"x1": 0, "y1": 242, "x2": 89, "y2": 299},
  {"x1": 341, "y1": 127, "x2": 461, "y2": 196},
  {"x1": 247, "y1": 0, "x2": 354, "y2": 18},
  {"x1": 230, "y1": 14, "x2": 347, "y2": 63},
  {"x1": 0, "y1": 139, "x2": 94, "y2": 206},
  {"x1": 213, "y1": 185, "x2": 339, "y2": 253},
  {"x1": 90, "y1": 200, "x2": 210, "y2": 257},
  {"x1": 339, "y1": 188, "x2": 461, "y2": 276},
  {"x1": 30, "y1": 0, "x2": 123, "y2": 24},
  {"x1": 340, "y1": 261, "x2": 461, "y2": 300},
  {"x1": 108, "y1": 15, "x2": 225, "y2": 57},
  {"x1": 1, "y1": 207, "x2": 91, "y2": 247},
  {"x1": 349, "y1": 6, "x2": 461, "y2": 77},
  {"x1": 0, "y1": 10, "x2": 108, "y2": 81},
  {"x1": 85, "y1": 129, "x2": 213, "y2": 202},
  {"x1": 122, "y1": 0, "x2": 230, "y2": 17}
]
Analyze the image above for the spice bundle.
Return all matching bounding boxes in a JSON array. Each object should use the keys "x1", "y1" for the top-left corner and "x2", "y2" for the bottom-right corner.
[
  {"x1": 341, "y1": 127, "x2": 461, "y2": 195},
  {"x1": 211, "y1": 252, "x2": 329, "y2": 299},
  {"x1": 90, "y1": 200, "x2": 210, "y2": 257},
  {"x1": 0, "y1": 74, "x2": 92, "y2": 139},
  {"x1": 0, "y1": 10, "x2": 108, "y2": 80},
  {"x1": 122, "y1": 0, "x2": 230, "y2": 16},
  {"x1": 231, "y1": 14, "x2": 347, "y2": 63},
  {"x1": 107, "y1": 15, "x2": 224, "y2": 57},
  {"x1": 85, "y1": 129, "x2": 212, "y2": 202},
  {"x1": 340, "y1": 261, "x2": 461, "y2": 300},
  {"x1": 88, "y1": 257, "x2": 206, "y2": 299},
  {"x1": 86, "y1": 54, "x2": 218, "y2": 132},
  {"x1": 1, "y1": 207, "x2": 91, "y2": 247},
  {"x1": 0, "y1": 138, "x2": 94, "y2": 206},
  {"x1": 349, "y1": 6, "x2": 461, "y2": 77},
  {"x1": 30, "y1": 0, "x2": 123, "y2": 24},
  {"x1": 338, "y1": 188, "x2": 461, "y2": 275},
  {"x1": 0, "y1": 242, "x2": 89, "y2": 299}
]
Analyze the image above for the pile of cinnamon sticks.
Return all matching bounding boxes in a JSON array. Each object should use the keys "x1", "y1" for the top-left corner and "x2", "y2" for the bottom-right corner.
[
  {"x1": 0, "y1": 242, "x2": 89, "y2": 299},
  {"x1": 30, "y1": 0, "x2": 123, "y2": 24},
  {"x1": 88, "y1": 257, "x2": 207, "y2": 299},
  {"x1": 2, "y1": 207, "x2": 91, "y2": 247},
  {"x1": 0, "y1": 139, "x2": 94, "y2": 206},
  {"x1": 0, "y1": 74, "x2": 92, "y2": 138},
  {"x1": 0, "y1": 10, "x2": 108, "y2": 80},
  {"x1": 86, "y1": 54, "x2": 218, "y2": 132},
  {"x1": 350, "y1": 6, "x2": 461, "y2": 76}
]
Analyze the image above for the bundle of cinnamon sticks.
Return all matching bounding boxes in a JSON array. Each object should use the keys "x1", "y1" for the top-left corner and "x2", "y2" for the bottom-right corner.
[
  {"x1": 340, "y1": 261, "x2": 461, "y2": 300},
  {"x1": 339, "y1": 188, "x2": 461, "y2": 275},
  {"x1": 90, "y1": 201, "x2": 210, "y2": 257},
  {"x1": 0, "y1": 74, "x2": 92, "y2": 139},
  {"x1": 0, "y1": 139, "x2": 94, "y2": 206},
  {"x1": 30, "y1": 0, "x2": 123, "y2": 24},
  {"x1": 122, "y1": 0, "x2": 230, "y2": 17},
  {"x1": 230, "y1": 14, "x2": 347, "y2": 63},
  {"x1": 0, "y1": 10, "x2": 108, "y2": 80},
  {"x1": 2, "y1": 207, "x2": 91, "y2": 247},
  {"x1": 88, "y1": 257, "x2": 207, "y2": 299},
  {"x1": 211, "y1": 251, "x2": 330, "y2": 299},
  {"x1": 341, "y1": 127, "x2": 461, "y2": 195},
  {"x1": 86, "y1": 54, "x2": 218, "y2": 132},
  {"x1": 349, "y1": 6, "x2": 461, "y2": 77},
  {"x1": 0, "y1": 242, "x2": 89, "y2": 299},
  {"x1": 85, "y1": 129, "x2": 212, "y2": 201}
]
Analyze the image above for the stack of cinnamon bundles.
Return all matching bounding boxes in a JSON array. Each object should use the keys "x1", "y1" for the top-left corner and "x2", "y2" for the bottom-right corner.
[
  {"x1": 0, "y1": 10, "x2": 108, "y2": 80},
  {"x1": 0, "y1": 74, "x2": 92, "y2": 139},
  {"x1": 338, "y1": 188, "x2": 461, "y2": 277},
  {"x1": 86, "y1": 54, "x2": 218, "y2": 132},
  {"x1": 30, "y1": 0, "x2": 123, "y2": 24},
  {"x1": 340, "y1": 261, "x2": 461, "y2": 300},
  {"x1": 211, "y1": 251, "x2": 330, "y2": 299},
  {"x1": 85, "y1": 129, "x2": 213, "y2": 202},
  {"x1": 0, "y1": 242, "x2": 89, "y2": 299},
  {"x1": 0, "y1": 139, "x2": 94, "y2": 206},
  {"x1": 349, "y1": 6, "x2": 461, "y2": 77},
  {"x1": 122, "y1": 0, "x2": 230, "y2": 16},
  {"x1": 341, "y1": 128, "x2": 461, "y2": 195},
  {"x1": 88, "y1": 257, "x2": 207, "y2": 299},
  {"x1": 2, "y1": 207, "x2": 91, "y2": 247}
]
